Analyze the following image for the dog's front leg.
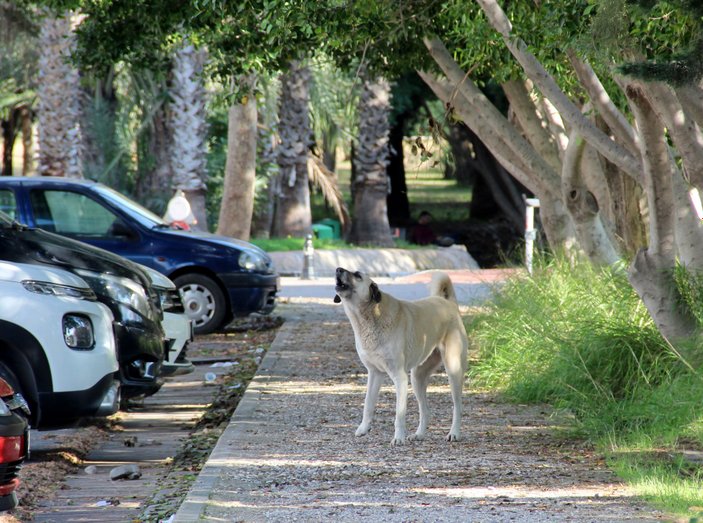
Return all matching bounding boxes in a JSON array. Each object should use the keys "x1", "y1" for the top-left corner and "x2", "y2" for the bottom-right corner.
[
  {"x1": 389, "y1": 370, "x2": 409, "y2": 446},
  {"x1": 356, "y1": 367, "x2": 383, "y2": 437}
]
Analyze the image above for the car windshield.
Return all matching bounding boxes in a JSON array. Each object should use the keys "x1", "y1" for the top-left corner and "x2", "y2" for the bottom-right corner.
[{"x1": 94, "y1": 185, "x2": 169, "y2": 229}]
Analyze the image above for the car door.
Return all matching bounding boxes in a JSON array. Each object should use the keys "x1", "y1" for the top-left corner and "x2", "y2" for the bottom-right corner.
[{"x1": 24, "y1": 187, "x2": 154, "y2": 267}]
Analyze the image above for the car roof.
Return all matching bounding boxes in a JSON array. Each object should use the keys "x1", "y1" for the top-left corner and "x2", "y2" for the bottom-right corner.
[{"x1": 0, "y1": 176, "x2": 100, "y2": 187}]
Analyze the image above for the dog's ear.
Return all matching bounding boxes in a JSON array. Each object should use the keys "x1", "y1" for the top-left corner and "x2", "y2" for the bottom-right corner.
[
  {"x1": 369, "y1": 283, "x2": 381, "y2": 303},
  {"x1": 334, "y1": 294, "x2": 341, "y2": 303}
]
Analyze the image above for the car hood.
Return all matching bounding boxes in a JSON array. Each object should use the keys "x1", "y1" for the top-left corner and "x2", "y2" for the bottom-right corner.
[
  {"x1": 0, "y1": 260, "x2": 91, "y2": 288},
  {"x1": 0, "y1": 224, "x2": 152, "y2": 288},
  {"x1": 156, "y1": 228, "x2": 273, "y2": 261}
]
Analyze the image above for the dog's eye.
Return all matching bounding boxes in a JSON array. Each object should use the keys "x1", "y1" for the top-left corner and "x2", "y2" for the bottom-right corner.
[{"x1": 353, "y1": 271, "x2": 362, "y2": 279}]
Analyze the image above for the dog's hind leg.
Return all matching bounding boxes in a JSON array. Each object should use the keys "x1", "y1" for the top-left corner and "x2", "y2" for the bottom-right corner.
[
  {"x1": 409, "y1": 348, "x2": 442, "y2": 441},
  {"x1": 442, "y1": 329, "x2": 468, "y2": 442},
  {"x1": 356, "y1": 367, "x2": 383, "y2": 437}
]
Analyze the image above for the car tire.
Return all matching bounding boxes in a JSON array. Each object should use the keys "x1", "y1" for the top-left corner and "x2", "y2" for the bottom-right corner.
[{"x1": 174, "y1": 274, "x2": 227, "y2": 335}]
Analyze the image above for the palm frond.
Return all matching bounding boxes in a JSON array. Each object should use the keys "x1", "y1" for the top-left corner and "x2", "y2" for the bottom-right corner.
[{"x1": 308, "y1": 153, "x2": 350, "y2": 232}]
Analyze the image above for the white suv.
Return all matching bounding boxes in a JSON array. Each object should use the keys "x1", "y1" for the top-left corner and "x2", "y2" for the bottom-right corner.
[{"x1": 0, "y1": 261, "x2": 120, "y2": 429}]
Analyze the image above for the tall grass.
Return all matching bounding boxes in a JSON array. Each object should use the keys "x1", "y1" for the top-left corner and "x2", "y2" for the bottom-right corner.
[{"x1": 468, "y1": 255, "x2": 703, "y2": 516}]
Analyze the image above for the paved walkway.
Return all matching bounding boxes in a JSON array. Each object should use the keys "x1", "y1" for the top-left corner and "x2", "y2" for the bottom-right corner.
[{"x1": 173, "y1": 275, "x2": 661, "y2": 523}]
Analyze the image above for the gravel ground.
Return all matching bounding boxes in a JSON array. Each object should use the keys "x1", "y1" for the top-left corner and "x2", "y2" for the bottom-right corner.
[{"x1": 175, "y1": 298, "x2": 664, "y2": 522}]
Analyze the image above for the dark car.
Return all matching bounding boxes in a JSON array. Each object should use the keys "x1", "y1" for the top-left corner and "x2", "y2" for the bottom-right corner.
[
  {"x1": 0, "y1": 177, "x2": 280, "y2": 334},
  {"x1": 0, "y1": 212, "x2": 165, "y2": 401},
  {"x1": 0, "y1": 378, "x2": 29, "y2": 511}
]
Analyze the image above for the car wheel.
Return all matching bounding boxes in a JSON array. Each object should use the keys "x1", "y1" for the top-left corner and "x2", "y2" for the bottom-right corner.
[{"x1": 174, "y1": 274, "x2": 227, "y2": 335}]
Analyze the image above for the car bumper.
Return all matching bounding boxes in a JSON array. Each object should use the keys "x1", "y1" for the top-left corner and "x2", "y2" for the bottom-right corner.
[
  {"x1": 37, "y1": 372, "x2": 116, "y2": 429},
  {"x1": 113, "y1": 322, "x2": 164, "y2": 399},
  {"x1": 161, "y1": 311, "x2": 194, "y2": 376},
  {"x1": 221, "y1": 273, "x2": 279, "y2": 316}
]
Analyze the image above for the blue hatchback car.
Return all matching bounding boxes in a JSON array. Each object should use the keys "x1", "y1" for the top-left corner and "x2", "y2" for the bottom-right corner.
[{"x1": 0, "y1": 177, "x2": 279, "y2": 334}]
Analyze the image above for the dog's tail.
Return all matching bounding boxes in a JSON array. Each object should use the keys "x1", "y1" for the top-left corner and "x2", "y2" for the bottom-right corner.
[{"x1": 430, "y1": 272, "x2": 458, "y2": 304}]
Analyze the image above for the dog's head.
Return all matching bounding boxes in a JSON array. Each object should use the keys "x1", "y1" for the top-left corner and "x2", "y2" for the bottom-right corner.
[{"x1": 334, "y1": 267, "x2": 381, "y2": 305}]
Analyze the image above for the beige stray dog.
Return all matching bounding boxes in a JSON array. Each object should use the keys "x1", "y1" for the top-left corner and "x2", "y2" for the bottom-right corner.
[{"x1": 334, "y1": 267, "x2": 468, "y2": 445}]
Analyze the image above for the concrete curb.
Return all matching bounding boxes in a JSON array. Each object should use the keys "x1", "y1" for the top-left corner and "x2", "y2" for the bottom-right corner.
[
  {"x1": 172, "y1": 321, "x2": 294, "y2": 522},
  {"x1": 269, "y1": 245, "x2": 480, "y2": 277}
]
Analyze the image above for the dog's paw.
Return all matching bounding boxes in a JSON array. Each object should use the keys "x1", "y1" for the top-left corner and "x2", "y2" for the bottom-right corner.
[
  {"x1": 407, "y1": 433, "x2": 425, "y2": 442},
  {"x1": 355, "y1": 425, "x2": 370, "y2": 437},
  {"x1": 390, "y1": 436, "x2": 406, "y2": 446},
  {"x1": 446, "y1": 432, "x2": 461, "y2": 442}
]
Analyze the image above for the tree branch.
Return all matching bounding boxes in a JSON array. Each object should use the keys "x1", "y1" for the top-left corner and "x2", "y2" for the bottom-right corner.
[
  {"x1": 422, "y1": 37, "x2": 562, "y2": 194},
  {"x1": 474, "y1": 0, "x2": 643, "y2": 184},
  {"x1": 566, "y1": 50, "x2": 639, "y2": 156}
]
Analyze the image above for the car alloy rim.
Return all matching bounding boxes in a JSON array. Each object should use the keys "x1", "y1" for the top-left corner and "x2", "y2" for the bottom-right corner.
[{"x1": 180, "y1": 283, "x2": 215, "y2": 327}]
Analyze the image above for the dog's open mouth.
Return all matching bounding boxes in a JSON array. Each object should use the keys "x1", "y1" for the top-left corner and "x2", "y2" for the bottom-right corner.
[{"x1": 335, "y1": 279, "x2": 349, "y2": 293}]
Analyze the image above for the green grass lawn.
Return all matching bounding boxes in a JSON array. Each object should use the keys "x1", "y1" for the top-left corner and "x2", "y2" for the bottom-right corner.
[{"x1": 311, "y1": 158, "x2": 471, "y2": 225}]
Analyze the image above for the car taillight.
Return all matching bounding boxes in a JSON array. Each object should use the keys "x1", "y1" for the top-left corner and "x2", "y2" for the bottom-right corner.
[
  {"x1": 0, "y1": 436, "x2": 25, "y2": 463},
  {"x1": 0, "y1": 379, "x2": 13, "y2": 397}
]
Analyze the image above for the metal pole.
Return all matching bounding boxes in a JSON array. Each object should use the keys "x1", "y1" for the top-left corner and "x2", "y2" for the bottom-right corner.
[
  {"x1": 524, "y1": 197, "x2": 540, "y2": 275},
  {"x1": 301, "y1": 234, "x2": 315, "y2": 280}
]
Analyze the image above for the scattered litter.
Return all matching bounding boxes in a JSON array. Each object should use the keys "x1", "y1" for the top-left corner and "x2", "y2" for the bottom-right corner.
[
  {"x1": 84, "y1": 465, "x2": 98, "y2": 475},
  {"x1": 228, "y1": 383, "x2": 242, "y2": 390},
  {"x1": 209, "y1": 361, "x2": 239, "y2": 367},
  {"x1": 255, "y1": 346, "x2": 265, "y2": 354},
  {"x1": 140, "y1": 438, "x2": 163, "y2": 446},
  {"x1": 123, "y1": 436, "x2": 138, "y2": 447},
  {"x1": 204, "y1": 372, "x2": 217, "y2": 382},
  {"x1": 110, "y1": 464, "x2": 142, "y2": 481},
  {"x1": 159, "y1": 515, "x2": 175, "y2": 523},
  {"x1": 95, "y1": 498, "x2": 120, "y2": 507}
]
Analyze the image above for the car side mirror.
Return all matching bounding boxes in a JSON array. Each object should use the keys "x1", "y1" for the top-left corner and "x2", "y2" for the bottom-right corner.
[{"x1": 109, "y1": 220, "x2": 135, "y2": 239}]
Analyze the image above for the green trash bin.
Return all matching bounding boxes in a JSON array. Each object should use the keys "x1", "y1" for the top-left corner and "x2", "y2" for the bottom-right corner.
[
  {"x1": 312, "y1": 223, "x2": 334, "y2": 240},
  {"x1": 317, "y1": 218, "x2": 341, "y2": 239}
]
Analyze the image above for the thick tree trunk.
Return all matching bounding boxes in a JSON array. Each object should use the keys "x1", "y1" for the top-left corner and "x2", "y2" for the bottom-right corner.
[
  {"x1": 272, "y1": 61, "x2": 313, "y2": 238},
  {"x1": 135, "y1": 105, "x2": 171, "y2": 202},
  {"x1": 217, "y1": 99, "x2": 258, "y2": 239},
  {"x1": 171, "y1": 41, "x2": 210, "y2": 232},
  {"x1": 562, "y1": 133, "x2": 621, "y2": 265},
  {"x1": 386, "y1": 115, "x2": 410, "y2": 226},
  {"x1": 349, "y1": 75, "x2": 394, "y2": 247},
  {"x1": 36, "y1": 9, "x2": 83, "y2": 178},
  {"x1": 1, "y1": 109, "x2": 17, "y2": 176},
  {"x1": 20, "y1": 106, "x2": 33, "y2": 176},
  {"x1": 626, "y1": 84, "x2": 695, "y2": 344},
  {"x1": 445, "y1": 122, "x2": 477, "y2": 186}
]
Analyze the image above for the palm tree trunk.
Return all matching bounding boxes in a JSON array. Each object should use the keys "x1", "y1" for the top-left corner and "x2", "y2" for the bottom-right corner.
[
  {"x1": 171, "y1": 41, "x2": 210, "y2": 231},
  {"x1": 349, "y1": 75, "x2": 394, "y2": 247},
  {"x1": 36, "y1": 9, "x2": 83, "y2": 178},
  {"x1": 272, "y1": 61, "x2": 313, "y2": 238}
]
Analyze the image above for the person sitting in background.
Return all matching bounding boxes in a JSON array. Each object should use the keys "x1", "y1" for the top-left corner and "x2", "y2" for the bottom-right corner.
[
  {"x1": 409, "y1": 210, "x2": 456, "y2": 247},
  {"x1": 409, "y1": 211, "x2": 437, "y2": 245}
]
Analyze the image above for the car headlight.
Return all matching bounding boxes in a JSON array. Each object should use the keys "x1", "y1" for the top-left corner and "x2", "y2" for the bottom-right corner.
[
  {"x1": 238, "y1": 251, "x2": 265, "y2": 271},
  {"x1": 63, "y1": 314, "x2": 95, "y2": 350},
  {"x1": 140, "y1": 266, "x2": 183, "y2": 313},
  {"x1": 22, "y1": 280, "x2": 97, "y2": 300},
  {"x1": 75, "y1": 269, "x2": 156, "y2": 321}
]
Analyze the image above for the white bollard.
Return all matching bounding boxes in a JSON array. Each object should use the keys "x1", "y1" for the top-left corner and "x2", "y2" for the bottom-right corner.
[
  {"x1": 301, "y1": 234, "x2": 315, "y2": 280},
  {"x1": 524, "y1": 198, "x2": 540, "y2": 275}
]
